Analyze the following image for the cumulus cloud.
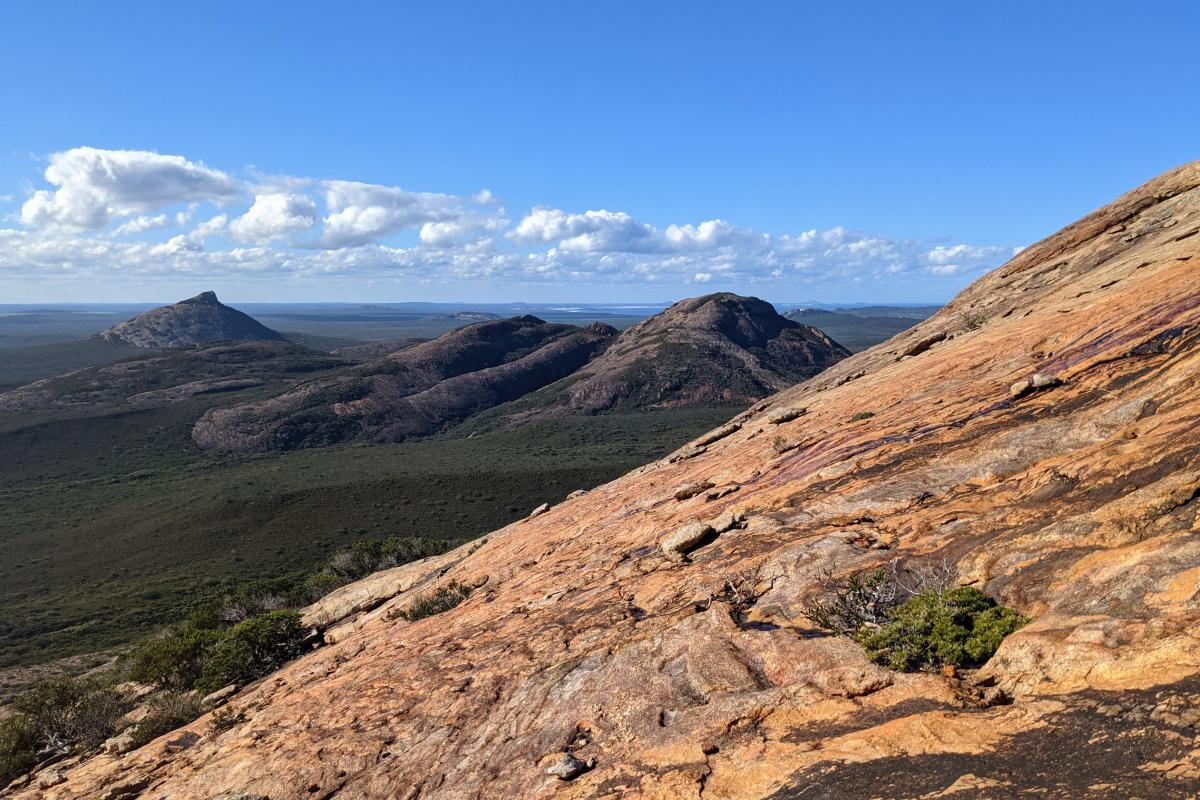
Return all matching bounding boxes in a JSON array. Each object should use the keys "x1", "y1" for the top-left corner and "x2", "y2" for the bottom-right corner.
[
  {"x1": 511, "y1": 208, "x2": 663, "y2": 252},
  {"x1": 419, "y1": 212, "x2": 508, "y2": 248},
  {"x1": 20, "y1": 147, "x2": 241, "y2": 229},
  {"x1": 318, "y1": 180, "x2": 492, "y2": 249},
  {"x1": 230, "y1": 193, "x2": 318, "y2": 244},
  {"x1": 3, "y1": 145, "x2": 1021, "y2": 295},
  {"x1": 112, "y1": 214, "x2": 169, "y2": 236}
]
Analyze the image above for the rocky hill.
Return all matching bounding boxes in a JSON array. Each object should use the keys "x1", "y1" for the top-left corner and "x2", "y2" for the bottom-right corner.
[
  {"x1": 98, "y1": 291, "x2": 286, "y2": 348},
  {"x1": 192, "y1": 316, "x2": 618, "y2": 451},
  {"x1": 12, "y1": 163, "x2": 1200, "y2": 799},
  {"x1": 501, "y1": 293, "x2": 850, "y2": 417},
  {"x1": 0, "y1": 341, "x2": 349, "y2": 412}
]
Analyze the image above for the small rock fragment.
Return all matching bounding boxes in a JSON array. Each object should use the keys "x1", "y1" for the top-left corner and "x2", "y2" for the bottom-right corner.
[
  {"x1": 710, "y1": 510, "x2": 746, "y2": 534},
  {"x1": 838, "y1": 369, "x2": 865, "y2": 385},
  {"x1": 566, "y1": 489, "x2": 588, "y2": 500},
  {"x1": 674, "y1": 481, "x2": 715, "y2": 501},
  {"x1": 661, "y1": 521, "x2": 716, "y2": 561},
  {"x1": 766, "y1": 406, "x2": 806, "y2": 424},
  {"x1": 1010, "y1": 372, "x2": 1063, "y2": 397},
  {"x1": 165, "y1": 730, "x2": 201, "y2": 752},
  {"x1": 102, "y1": 730, "x2": 138, "y2": 755},
  {"x1": 693, "y1": 422, "x2": 741, "y2": 447},
  {"x1": 546, "y1": 752, "x2": 590, "y2": 780},
  {"x1": 705, "y1": 485, "x2": 740, "y2": 501},
  {"x1": 36, "y1": 770, "x2": 67, "y2": 788},
  {"x1": 528, "y1": 502, "x2": 550, "y2": 518},
  {"x1": 897, "y1": 331, "x2": 946, "y2": 359},
  {"x1": 668, "y1": 444, "x2": 707, "y2": 463},
  {"x1": 202, "y1": 684, "x2": 237, "y2": 706}
]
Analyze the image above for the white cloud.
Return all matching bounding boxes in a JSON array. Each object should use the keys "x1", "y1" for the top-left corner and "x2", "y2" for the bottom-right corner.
[
  {"x1": 510, "y1": 207, "x2": 662, "y2": 252},
  {"x1": 318, "y1": 180, "x2": 490, "y2": 249},
  {"x1": 112, "y1": 214, "x2": 169, "y2": 236},
  {"x1": 3, "y1": 145, "x2": 1021, "y2": 296},
  {"x1": 419, "y1": 212, "x2": 508, "y2": 248},
  {"x1": 149, "y1": 214, "x2": 227, "y2": 256},
  {"x1": 922, "y1": 243, "x2": 1018, "y2": 275},
  {"x1": 20, "y1": 147, "x2": 241, "y2": 229},
  {"x1": 230, "y1": 193, "x2": 318, "y2": 244}
]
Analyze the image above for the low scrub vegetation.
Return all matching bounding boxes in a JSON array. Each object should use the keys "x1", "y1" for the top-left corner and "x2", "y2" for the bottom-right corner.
[
  {"x1": 961, "y1": 311, "x2": 988, "y2": 331},
  {"x1": 298, "y1": 536, "x2": 450, "y2": 602},
  {"x1": 856, "y1": 587, "x2": 1028, "y2": 671},
  {"x1": 129, "y1": 610, "x2": 305, "y2": 695},
  {"x1": 0, "y1": 675, "x2": 132, "y2": 786},
  {"x1": 129, "y1": 691, "x2": 206, "y2": 747},
  {"x1": 805, "y1": 560, "x2": 1027, "y2": 671},
  {"x1": 396, "y1": 581, "x2": 472, "y2": 621},
  {"x1": 127, "y1": 534, "x2": 451, "y2": 695},
  {"x1": 195, "y1": 610, "x2": 306, "y2": 694}
]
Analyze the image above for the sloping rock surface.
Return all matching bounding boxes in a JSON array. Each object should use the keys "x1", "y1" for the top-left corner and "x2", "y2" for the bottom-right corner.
[
  {"x1": 16, "y1": 163, "x2": 1200, "y2": 799},
  {"x1": 98, "y1": 291, "x2": 286, "y2": 348},
  {"x1": 191, "y1": 316, "x2": 618, "y2": 451}
]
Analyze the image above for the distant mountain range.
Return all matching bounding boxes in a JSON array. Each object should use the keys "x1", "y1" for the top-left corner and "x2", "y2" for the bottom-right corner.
[
  {"x1": 192, "y1": 293, "x2": 850, "y2": 451},
  {"x1": 0, "y1": 290, "x2": 854, "y2": 452}
]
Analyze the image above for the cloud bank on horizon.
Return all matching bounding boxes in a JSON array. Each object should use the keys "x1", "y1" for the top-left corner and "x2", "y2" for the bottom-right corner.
[{"x1": 1, "y1": 147, "x2": 1020, "y2": 300}]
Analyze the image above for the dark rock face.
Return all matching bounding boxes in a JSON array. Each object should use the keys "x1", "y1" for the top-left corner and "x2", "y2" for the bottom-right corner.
[
  {"x1": 529, "y1": 292, "x2": 850, "y2": 414},
  {"x1": 192, "y1": 316, "x2": 618, "y2": 451},
  {"x1": 98, "y1": 292, "x2": 285, "y2": 348}
]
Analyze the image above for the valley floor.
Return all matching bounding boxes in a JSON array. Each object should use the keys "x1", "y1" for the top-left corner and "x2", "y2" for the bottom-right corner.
[{"x1": 0, "y1": 403, "x2": 734, "y2": 670}]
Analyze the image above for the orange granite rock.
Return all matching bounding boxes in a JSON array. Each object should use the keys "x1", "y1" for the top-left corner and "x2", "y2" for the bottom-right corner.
[{"x1": 10, "y1": 162, "x2": 1200, "y2": 799}]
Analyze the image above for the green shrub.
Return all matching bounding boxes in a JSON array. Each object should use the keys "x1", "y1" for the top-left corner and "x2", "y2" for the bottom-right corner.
[
  {"x1": 0, "y1": 675, "x2": 133, "y2": 784},
  {"x1": 128, "y1": 624, "x2": 222, "y2": 690},
  {"x1": 961, "y1": 312, "x2": 988, "y2": 331},
  {"x1": 397, "y1": 581, "x2": 472, "y2": 621},
  {"x1": 0, "y1": 715, "x2": 39, "y2": 787},
  {"x1": 11, "y1": 676, "x2": 131, "y2": 751},
  {"x1": 854, "y1": 586, "x2": 1027, "y2": 671},
  {"x1": 849, "y1": 411, "x2": 875, "y2": 421},
  {"x1": 129, "y1": 692, "x2": 206, "y2": 747},
  {"x1": 196, "y1": 610, "x2": 306, "y2": 695}
]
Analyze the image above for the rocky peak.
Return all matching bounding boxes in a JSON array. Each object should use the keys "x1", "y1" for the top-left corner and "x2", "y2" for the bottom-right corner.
[
  {"x1": 528, "y1": 292, "x2": 849, "y2": 414},
  {"x1": 179, "y1": 290, "x2": 220, "y2": 305},
  {"x1": 639, "y1": 292, "x2": 798, "y2": 348},
  {"x1": 97, "y1": 291, "x2": 285, "y2": 349}
]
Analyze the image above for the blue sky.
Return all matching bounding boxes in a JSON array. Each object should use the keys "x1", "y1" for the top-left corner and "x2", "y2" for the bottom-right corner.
[{"x1": 1, "y1": 1, "x2": 1197, "y2": 304}]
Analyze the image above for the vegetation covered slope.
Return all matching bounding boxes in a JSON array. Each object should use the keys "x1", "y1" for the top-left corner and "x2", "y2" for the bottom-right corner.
[
  {"x1": 479, "y1": 293, "x2": 850, "y2": 422},
  {"x1": 0, "y1": 396, "x2": 732, "y2": 670},
  {"x1": 784, "y1": 306, "x2": 935, "y2": 352},
  {"x1": 0, "y1": 340, "x2": 350, "y2": 411},
  {"x1": 20, "y1": 169, "x2": 1200, "y2": 798},
  {"x1": 191, "y1": 316, "x2": 619, "y2": 451}
]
